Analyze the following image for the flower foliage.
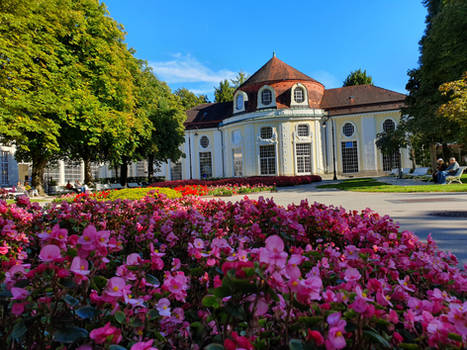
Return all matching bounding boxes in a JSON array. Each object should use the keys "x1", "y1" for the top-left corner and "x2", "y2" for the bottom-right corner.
[{"x1": 0, "y1": 195, "x2": 466, "y2": 349}]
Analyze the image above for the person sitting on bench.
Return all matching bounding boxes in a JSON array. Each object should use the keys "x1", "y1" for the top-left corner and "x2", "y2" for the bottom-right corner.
[
  {"x1": 432, "y1": 158, "x2": 447, "y2": 183},
  {"x1": 437, "y1": 157, "x2": 460, "y2": 184}
]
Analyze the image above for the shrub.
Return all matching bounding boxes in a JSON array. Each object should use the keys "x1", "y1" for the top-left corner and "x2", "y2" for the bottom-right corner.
[
  {"x1": 0, "y1": 196, "x2": 465, "y2": 349},
  {"x1": 152, "y1": 175, "x2": 321, "y2": 188}
]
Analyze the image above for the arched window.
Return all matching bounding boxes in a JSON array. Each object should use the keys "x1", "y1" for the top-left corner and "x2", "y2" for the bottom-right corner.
[
  {"x1": 383, "y1": 119, "x2": 396, "y2": 132},
  {"x1": 342, "y1": 123, "x2": 355, "y2": 137},
  {"x1": 200, "y1": 136, "x2": 209, "y2": 148},
  {"x1": 294, "y1": 87, "x2": 305, "y2": 103},
  {"x1": 297, "y1": 124, "x2": 310, "y2": 137},
  {"x1": 260, "y1": 126, "x2": 273, "y2": 139},
  {"x1": 261, "y1": 89, "x2": 272, "y2": 106},
  {"x1": 236, "y1": 94, "x2": 244, "y2": 110}
]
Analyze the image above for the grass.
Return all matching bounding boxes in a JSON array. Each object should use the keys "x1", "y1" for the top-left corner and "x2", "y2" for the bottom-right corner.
[
  {"x1": 317, "y1": 177, "x2": 467, "y2": 192},
  {"x1": 5, "y1": 198, "x2": 49, "y2": 205}
]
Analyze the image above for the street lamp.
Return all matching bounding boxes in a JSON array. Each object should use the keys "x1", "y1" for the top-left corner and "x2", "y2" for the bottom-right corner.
[{"x1": 322, "y1": 114, "x2": 338, "y2": 180}]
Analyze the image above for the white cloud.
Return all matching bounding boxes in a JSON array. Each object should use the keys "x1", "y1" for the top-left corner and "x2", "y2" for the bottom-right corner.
[
  {"x1": 150, "y1": 54, "x2": 237, "y2": 84},
  {"x1": 311, "y1": 70, "x2": 341, "y2": 89}
]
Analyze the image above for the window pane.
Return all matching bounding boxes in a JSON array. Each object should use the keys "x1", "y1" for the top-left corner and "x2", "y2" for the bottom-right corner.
[
  {"x1": 297, "y1": 124, "x2": 309, "y2": 137},
  {"x1": 261, "y1": 89, "x2": 272, "y2": 105},
  {"x1": 294, "y1": 87, "x2": 305, "y2": 103},
  {"x1": 200, "y1": 136, "x2": 209, "y2": 148},
  {"x1": 343, "y1": 123, "x2": 355, "y2": 137},
  {"x1": 296, "y1": 143, "x2": 312, "y2": 173},
  {"x1": 260, "y1": 127, "x2": 273, "y2": 139},
  {"x1": 236, "y1": 94, "x2": 243, "y2": 110},
  {"x1": 382, "y1": 152, "x2": 401, "y2": 171},
  {"x1": 0, "y1": 151, "x2": 8, "y2": 185},
  {"x1": 170, "y1": 161, "x2": 182, "y2": 180},
  {"x1": 383, "y1": 119, "x2": 395, "y2": 132},
  {"x1": 232, "y1": 148, "x2": 243, "y2": 177},
  {"x1": 259, "y1": 145, "x2": 276, "y2": 175},
  {"x1": 341, "y1": 141, "x2": 359, "y2": 173},
  {"x1": 199, "y1": 152, "x2": 212, "y2": 178}
]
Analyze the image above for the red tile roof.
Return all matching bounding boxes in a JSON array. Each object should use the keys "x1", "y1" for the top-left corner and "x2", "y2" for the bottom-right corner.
[{"x1": 238, "y1": 56, "x2": 321, "y2": 89}]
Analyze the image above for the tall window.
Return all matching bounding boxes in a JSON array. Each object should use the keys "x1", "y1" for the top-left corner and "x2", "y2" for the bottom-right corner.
[
  {"x1": 199, "y1": 152, "x2": 212, "y2": 178},
  {"x1": 170, "y1": 162, "x2": 182, "y2": 180},
  {"x1": 0, "y1": 151, "x2": 8, "y2": 185},
  {"x1": 64, "y1": 161, "x2": 82, "y2": 183},
  {"x1": 232, "y1": 148, "x2": 243, "y2": 177},
  {"x1": 236, "y1": 94, "x2": 244, "y2": 110},
  {"x1": 381, "y1": 119, "x2": 400, "y2": 171},
  {"x1": 297, "y1": 124, "x2": 310, "y2": 137},
  {"x1": 259, "y1": 145, "x2": 276, "y2": 175},
  {"x1": 261, "y1": 89, "x2": 272, "y2": 106},
  {"x1": 260, "y1": 126, "x2": 273, "y2": 139},
  {"x1": 294, "y1": 87, "x2": 305, "y2": 103},
  {"x1": 341, "y1": 141, "x2": 359, "y2": 173},
  {"x1": 296, "y1": 143, "x2": 312, "y2": 173}
]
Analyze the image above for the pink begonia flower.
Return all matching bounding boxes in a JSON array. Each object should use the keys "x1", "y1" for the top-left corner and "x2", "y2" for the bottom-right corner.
[
  {"x1": 193, "y1": 238, "x2": 204, "y2": 249},
  {"x1": 38, "y1": 224, "x2": 68, "y2": 248},
  {"x1": 355, "y1": 286, "x2": 373, "y2": 302},
  {"x1": 126, "y1": 253, "x2": 142, "y2": 266},
  {"x1": 350, "y1": 297, "x2": 368, "y2": 313},
  {"x1": 12, "y1": 302, "x2": 25, "y2": 316},
  {"x1": 10, "y1": 287, "x2": 30, "y2": 300},
  {"x1": 447, "y1": 302, "x2": 467, "y2": 336},
  {"x1": 376, "y1": 289, "x2": 393, "y2": 307},
  {"x1": 398, "y1": 276, "x2": 415, "y2": 292},
  {"x1": 105, "y1": 277, "x2": 127, "y2": 297},
  {"x1": 326, "y1": 312, "x2": 347, "y2": 350},
  {"x1": 77, "y1": 345, "x2": 93, "y2": 350},
  {"x1": 89, "y1": 322, "x2": 122, "y2": 344},
  {"x1": 156, "y1": 298, "x2": 171, "y2": 317},
  {"x1": 307, "y1": 330, "x2": 324, "y2": 345},
  {"x1": 78, "y1": 225, "x2": 110, "y2": 252},
  {"x1": 344, "y1": 267, "x2": 361, "y2": 282},
  {"x1": 259, "y1": 235, "x2": 288, "y2": 268},
  {"x1": 286, "y1": 254, "x2": 304, "y2": 280},
  {"x1": 130, "y1": 339, "x2": 158, "y2": 350},
  {"x1": 39, "y1": 244, "x2": 61, "y2": 262},
  {"x1": 162, "y1": 272, "x2": 189, "y2": 302},
  {"x1": 70, "y1": 256, "x2": 90, "y2": 276},
  {"x1": 171, "y1": 258, "x2": 181, "y2": 271}
]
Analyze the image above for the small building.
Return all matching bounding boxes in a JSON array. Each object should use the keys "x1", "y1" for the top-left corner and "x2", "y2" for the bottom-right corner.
[{"x1": 169, "y1": 55, "x2": 410, "y2": 180}]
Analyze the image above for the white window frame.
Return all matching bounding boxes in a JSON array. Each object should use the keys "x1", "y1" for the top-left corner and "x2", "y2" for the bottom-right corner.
[
  {"x1": 290, "y1": 83, "x2": 309, "y2": 107},
  {"x1": 295, "y1": 143, "x2": 312, "y2": 174},
  {"x1": 170, "y1": 161, "x2": 183, "y2": 180},
  {"x1": 0, "y1": 151, "x2": 9, "y2": 185},
  {"x1": 232, "y1": 147, "x2": 243, "y2": 177},
  {"x1": 199, "y1": 135, "x2": 210, "y2": 149},
  {"x1": 260, "y1": 126, "x2": 274, "y2": 140},
  {"x1": 199, "y1": 152, "x2": 213, "y2": 179},
  {"x1": 296, "y1": 124, "x2": 311, "y2": 138},
  {"x1": 341, "y1": 121, "x2": 357, "y2": 138},
  {"x1": 257, "y1": 85, "x2": 276, "y2": 109},
  {"x1": 258, "y1": 144, "x2": 277, "y2": 176}
]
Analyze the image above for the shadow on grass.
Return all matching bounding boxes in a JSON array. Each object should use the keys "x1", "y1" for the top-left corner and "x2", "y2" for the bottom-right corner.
[{"x1": 317, "y1": 178, "x2": 388, "y2": 190}]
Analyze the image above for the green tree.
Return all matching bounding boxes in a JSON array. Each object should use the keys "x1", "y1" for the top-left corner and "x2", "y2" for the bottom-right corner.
[
  {"x1": 231, "y1": 72, "x2": 249, "y2": 88},
  {"x1": 174, "y1": 88, "x2": 209, "y2": 111},
  {"x1": 343, "y1": 69, "x2": 373, "y2": 86},
  {"x1": 214, "y1": 79, "x2": 235, "y2": 103},
  {"x1": 0, "y1": 0, "x2": 76, "y2": 193},
  {"x1": 403, "y1": 0, "x2": 467, "y2": 167},
  {"x1": 375, "y1": 126, "x2": 408, "y2": 178}
]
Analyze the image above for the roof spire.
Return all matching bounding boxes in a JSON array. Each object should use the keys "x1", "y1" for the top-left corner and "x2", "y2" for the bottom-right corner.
[{"x1": 272, "y1": 51, "x2": 276, "y2": 58}]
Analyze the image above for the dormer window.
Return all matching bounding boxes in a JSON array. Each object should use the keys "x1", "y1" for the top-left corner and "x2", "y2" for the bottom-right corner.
[
  {"x1": 236, "y1": 94, "x2": 244, "y2": 110},
  {"x1": 294, "y1": 87, "x2": 305, "y2": 103},
  {"x1": 261, "y1": 89, "x2": 272, "y2": 106}
]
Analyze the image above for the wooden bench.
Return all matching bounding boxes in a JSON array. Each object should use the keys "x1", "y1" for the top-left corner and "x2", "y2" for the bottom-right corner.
[
  {"x1": 127, "y1": 182, "x2": 140, "y2": 188},
  {"x1": 109, "y1": 183, "x2": 124, "y2": 190},
  {"x1": 446, "y1": 166, "x2": 465, "y2": 184}
]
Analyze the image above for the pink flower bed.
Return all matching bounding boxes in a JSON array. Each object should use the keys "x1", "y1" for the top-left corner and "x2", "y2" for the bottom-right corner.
[
  {"x1": 0, "y1": 196, "x2": 466, "y2": 349},
  {"x1": 152, "y1": 175, "x2": 322, "y2": 188}
]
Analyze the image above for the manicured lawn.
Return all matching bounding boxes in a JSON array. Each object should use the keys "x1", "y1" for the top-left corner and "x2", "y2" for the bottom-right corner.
[
  {"x1": 317, "y1": 177, "x2": 467, "y2": 192},
  {"x1": 5, "y1": 198, "x2": 49, "y2": 205}
]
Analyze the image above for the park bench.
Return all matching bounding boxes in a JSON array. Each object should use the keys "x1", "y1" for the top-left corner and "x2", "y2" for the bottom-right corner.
[
  {"x1": 407, "y1": 167, "x2": 429, "y2": 178},
  {"x1": 390, "y1": 168, "x2": 411, "y2": 177},
  {"x1": 109, "y1": 183, "x2": 123, "y2": 190},
  {"x1": 127, "y1": 182, "x2": 140, "y2": 188},
  {"x1": 446, "y1": 166, "x2": 466, "y2": 184}
]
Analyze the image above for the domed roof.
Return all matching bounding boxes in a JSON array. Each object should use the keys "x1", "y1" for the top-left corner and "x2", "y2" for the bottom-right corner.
[{"x1": 238, "y1": 55, "x2": 322, "y2": 89}]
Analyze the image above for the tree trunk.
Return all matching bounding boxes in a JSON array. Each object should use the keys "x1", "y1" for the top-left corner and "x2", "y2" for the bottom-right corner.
[
  {"x1": 31, "y1": 155, "x2": 47, "y2": 195},
  {"x1": 83, "y1": 158, "x2": 93, "y2": 185},
  {"x1": 120, "y1": 162, "x2": 128, "y2": 186},
  {"x1": 429, "y1": 143, "x2": 437, "y2": 170},
  {"x1": 147, "y1": 155, "x2": 154, "y2": 182},
  {"x1": 410, "y1": 147, "x2": 417, "y2": 170}
]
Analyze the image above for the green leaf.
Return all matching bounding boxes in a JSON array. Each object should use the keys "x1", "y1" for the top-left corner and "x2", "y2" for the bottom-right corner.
[
  {"x1": 63, "y1": 294, "x2": 79, "y2": 307},
  {"x1": 109, "y1": 346, "x2": 127, "y2": 350},
  {"x1": 53, "y1": 326, "x2": 88, "y2": 344},
  {"x1": 93, "y1": 275, "x2": 108, "y2": 290},
  {"x1": 76, "y1": 306, "x2": 96, "y2": 319},
  {"x1": 399, "y1": 344, "x2": 419, "y2": 350},
  {"x1": 289, "y1": 339, "x2": 304, "y2": 350},
  {"x1": 204, "y1": 344, "x2": 224, "y2": 350},
  {"x1": 114, "y1": 310, "x2": 125, "y2": 324},
  {"x1": 146, "y1": 274, "x2": 160, "y2": 286},
  {"x1": 202, "y1": 295, "x2": 221, "y2": 309},
  {"x1": 363, "y1": 330, "x2": 391, "y2": 348},
  {"x1": 9, "y1": 320, "x2": 27, "y2": 341},
  {"x1": 448, "y1": 332, "x2": 462, "y2": 342}
]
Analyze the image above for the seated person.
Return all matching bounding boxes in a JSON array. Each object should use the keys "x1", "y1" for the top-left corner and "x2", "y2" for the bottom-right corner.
[
  {"x1": 16, "y1": 181, "x2": 27, "y2": 194},
  {"x1": 27, "y1": 183, "x2": 39, "y2": 197},
  {"x1": 74, "y1": 180, "x2": 82, "y2": 193},
  {"x1": 437, "y1": 157, "x2": 460, "y2": 184},
  {"x1": 65, "y1": 181, "x2": 73, "y2": 191},
  {"x1": 432, "y1": 158, "x2": 447, "y2": 183}
]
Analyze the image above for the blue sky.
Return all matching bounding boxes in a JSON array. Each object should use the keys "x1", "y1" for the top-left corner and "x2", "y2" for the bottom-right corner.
[{"x1": 104, "y1": 0, "x2": 427, "y2": 99}]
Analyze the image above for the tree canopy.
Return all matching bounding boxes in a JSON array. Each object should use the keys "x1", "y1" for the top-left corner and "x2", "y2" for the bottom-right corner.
[
  {"x1": 402, "y1": 0, "x2": 467, "y2": 165},
  {"x1": 342, "y1": 69, "x2": 373, "y2": 87},
  {"x1": 174, "y1": 88, "x2": 209, "y2": 111}
]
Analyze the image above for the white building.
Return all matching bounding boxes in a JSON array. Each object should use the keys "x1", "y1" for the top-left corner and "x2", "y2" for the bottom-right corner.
[
  {"x1": 0, "y1": 55, "x2": 411, "y2": 187},
  {"x1": 169, "y1": 55, "x2": 410, "y2": 180}
]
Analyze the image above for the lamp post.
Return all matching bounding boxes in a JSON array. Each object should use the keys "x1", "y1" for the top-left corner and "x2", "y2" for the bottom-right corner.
[{"x1": 322, "y1": 114, "x2": 338, "y2": 180}]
